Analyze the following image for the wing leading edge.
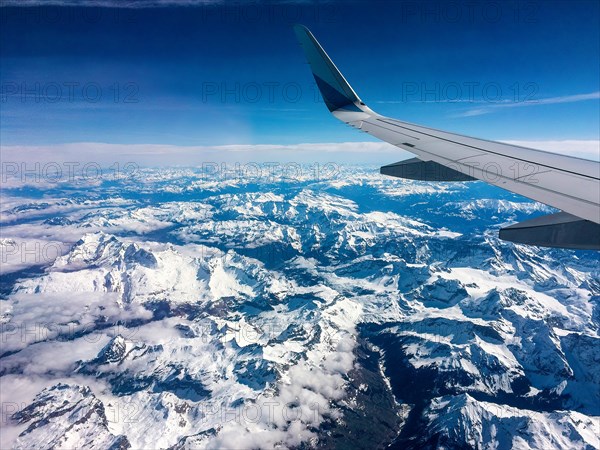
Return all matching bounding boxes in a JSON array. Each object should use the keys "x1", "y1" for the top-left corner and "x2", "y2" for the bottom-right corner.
[{"x1": 293, "y1": 24, "x2": 600, "y2": 250}]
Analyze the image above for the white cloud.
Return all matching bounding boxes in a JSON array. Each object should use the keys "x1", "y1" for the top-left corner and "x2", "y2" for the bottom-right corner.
[
  {"x1": 2, "y1": 140, "x2": 597, "y2": 171},
  {"x1": 0, "y1": 141, "x2": 404, "y2": 167},
  {"x1": 455, "y1": 91, "x2": 600, "y2": 117}
]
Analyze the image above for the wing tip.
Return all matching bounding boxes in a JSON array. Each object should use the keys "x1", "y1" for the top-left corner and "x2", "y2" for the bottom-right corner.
[{"x1": 293, "y1": 23, "x2": 364, "y2": 113}]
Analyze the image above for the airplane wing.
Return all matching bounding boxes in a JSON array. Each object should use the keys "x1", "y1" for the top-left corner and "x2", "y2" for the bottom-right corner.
[{"x1": 293, "y1": 24, "x2": 600, "y2": 250}]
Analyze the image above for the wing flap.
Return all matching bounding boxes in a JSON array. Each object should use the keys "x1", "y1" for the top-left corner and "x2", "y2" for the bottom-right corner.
[
  {"x1": 499, "y1": 212, "x2": 600, "y2": 250},
  {"x1": 381, "y1": 157, "x2": 475, "y2": 181}
]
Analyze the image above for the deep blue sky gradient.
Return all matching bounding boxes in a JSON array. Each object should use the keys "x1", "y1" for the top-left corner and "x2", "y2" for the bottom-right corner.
[{"x1": 1, "y1": 0, "x2": 599, "y2": 146}]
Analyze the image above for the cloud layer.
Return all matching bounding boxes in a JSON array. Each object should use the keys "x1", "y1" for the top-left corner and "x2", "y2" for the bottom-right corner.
[
  {"x1": 1, "y1": 140, "x2": 598, "y2": 168},
  {"x1": 456, "y1": 92, "x2": 600, "y2": 117}
]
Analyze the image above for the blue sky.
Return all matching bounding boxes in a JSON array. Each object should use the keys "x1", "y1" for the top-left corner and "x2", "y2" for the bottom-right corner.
[{"x1": 1, "y1": 0, "x2": 599, "y2": 150}]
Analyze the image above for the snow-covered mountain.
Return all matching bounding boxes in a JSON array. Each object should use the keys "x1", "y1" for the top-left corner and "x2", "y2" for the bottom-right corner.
[{"x1": 1, "y1": 166, "x2": 598, "y2": 449}]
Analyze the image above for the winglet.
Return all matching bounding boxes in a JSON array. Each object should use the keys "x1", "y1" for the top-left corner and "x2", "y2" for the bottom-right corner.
[{"x1": 293, "y1": 24, "x2": 364, "y2": 112}]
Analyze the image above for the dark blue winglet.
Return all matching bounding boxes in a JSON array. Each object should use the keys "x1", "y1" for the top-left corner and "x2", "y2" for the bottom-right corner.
[{"x1": 293, "y1": 24, "x2": 363, "y2": 112}]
